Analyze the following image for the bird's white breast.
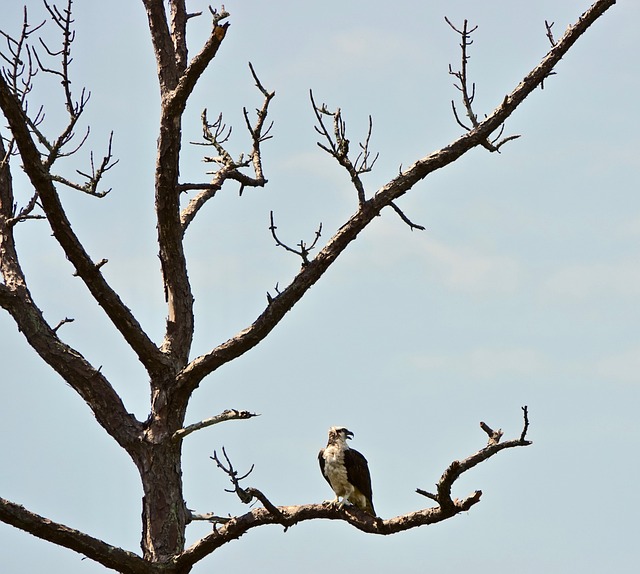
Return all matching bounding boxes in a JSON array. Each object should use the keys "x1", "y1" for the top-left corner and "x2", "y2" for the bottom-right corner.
[{"x1": 322, "y1": 444, "x2": 350, "y2": 496}]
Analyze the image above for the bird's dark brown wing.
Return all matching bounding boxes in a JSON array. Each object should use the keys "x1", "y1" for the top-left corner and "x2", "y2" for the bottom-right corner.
[
  {"x1": 318, "y1": 449, "x2": 331, "y2": 486},
  {"x1": 344, "y1": 448, "x2": 374, "y2": 503}
]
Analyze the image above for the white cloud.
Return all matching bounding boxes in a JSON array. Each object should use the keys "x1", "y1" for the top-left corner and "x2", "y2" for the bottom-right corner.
[
  {"x1": 540, "y1": 259, "x2": 640, "y2": 304},
  {"x1": 421, "y1": 238, "x2": 521, "y2": 295},
  {"x1": 350, "y1": 222, "x2": 523, "y2": 296},
  {"x1": 593, "y1": 345, "x2": 640, "y2": 385},
  {"x1": 410, "y1": 345, "x2": 552, "y2": 381}
]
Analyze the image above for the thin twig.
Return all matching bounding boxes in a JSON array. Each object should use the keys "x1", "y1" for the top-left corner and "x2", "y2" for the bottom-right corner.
[
  {"x1": 52, "y1": 317, "x2": 74, "y2": 333},
  {"x1": 389, "y1": 202, "x2": 425, "y2": 231},
  {"x1": 445, "y1": 16, "x2": 520, "y2": 152},
  {"x1": 269, "y1": 211, "x2": 322, "y2": 266},
  {"x1": 310, "y1": 90, "x2": 377, "y2": 205},
  {"x1": 520, "y1": 405, "x2": 530, "y2": 442}
]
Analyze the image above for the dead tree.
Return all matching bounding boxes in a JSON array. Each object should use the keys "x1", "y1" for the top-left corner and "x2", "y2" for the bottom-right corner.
[{"x1": 0, "y1": 1, "x2": 616, "y2": 573}]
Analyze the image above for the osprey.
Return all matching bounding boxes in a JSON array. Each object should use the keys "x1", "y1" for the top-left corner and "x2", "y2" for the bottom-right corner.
[{"x1": 318, "y1": 426, "x2": 376, "y2": 516}]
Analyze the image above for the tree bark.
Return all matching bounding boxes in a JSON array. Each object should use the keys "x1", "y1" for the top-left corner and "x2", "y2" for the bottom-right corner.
[{"x1": 136, "y1": 440, "x2": 189, "y2": 564}]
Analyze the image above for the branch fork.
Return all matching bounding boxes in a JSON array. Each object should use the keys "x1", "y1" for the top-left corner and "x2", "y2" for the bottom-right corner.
[
  {"x1": 179, "y1": 63, "x2": 275, "y2": 232},
  {"x1": 416, "y1": 406, "x2": 532, "y2": 512},
  {"x1": 445, "y1": 17, "x2": 521, "y2": 152},
  {"x1": 269, "y1": 210, "x2": 322, "y2": 267}
]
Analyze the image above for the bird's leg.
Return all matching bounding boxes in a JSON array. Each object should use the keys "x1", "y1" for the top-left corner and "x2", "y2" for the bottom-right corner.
[{"x1": 337, "y1": 485, "x2": 355, "y2": 509}]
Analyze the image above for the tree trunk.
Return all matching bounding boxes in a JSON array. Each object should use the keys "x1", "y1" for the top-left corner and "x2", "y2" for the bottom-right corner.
[
  {"x1": 133, "y1": 384, "x2": 190, "y2": 566},
  {"x1": 136, "y1": 438, "x2": 189, "y2": 564}
]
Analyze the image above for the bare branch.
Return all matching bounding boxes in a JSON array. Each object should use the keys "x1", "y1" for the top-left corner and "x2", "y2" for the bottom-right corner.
[
  {"x1": 210, "y1": 447, "x2": 256, "y2": 504},
  {"x1": 188, "y1": 512, "x2": 231, "y2": 525},
  {"x1": 6, "y1": 190, "x2": 44, "y2": 226},
  {"x1": 180, "y1": 66, "x2": 274, "y2": 231},
  {"x1": 419, "y1": 408, "x2": 531, "y2": 512},
  {"x1": 178, "y1": 0, "x2": 618, "y2": 393},
  {"x1": 269, "y1": 210, "x2": 322, "y2": 266},
  {"x1": 389, "y1": 201, "x2": 426, "y2": 231},
  {"x1": 72, "y1": 131, "x2": 118, "y2": 195},
  {"x1": 445, "y1": 16, "x2": 520, "y2": 153},
  {"x1": 0, "y1": 71, "x2": 166, "y2": 378},
  {"x1": 310, "y1": 90, "x2": 376, "y2": 205},
  {"x1": 166, "y1": 6, "x2": 230, "y2": 111},
  {"x1": 173, "y1": 409, "x2": 259, "y2": 440},
  {"x1": 545, "y1": 20, "x2": 557, "y2": 46},
  {"x1": 52, "y1": 316, "x2": 74, "y2": 333},
  {"x1": 209, "y1": 447, "x2": 290, "y2": 528},
  {"x1": 479, "y1": 420, "x2": 504, "y2": 445},
  {"x1": 178, "y1": 409, "x2": 532, "y2": 569},
  {"x1": 0, "y1": 497, "x2": 146, "y2": 574},
  {"x1": 540, "y1": 20, "x2": 558, "y2": 89},
  {"x1": 520, "y1": 405, "x2": 530, "y2": 442}
]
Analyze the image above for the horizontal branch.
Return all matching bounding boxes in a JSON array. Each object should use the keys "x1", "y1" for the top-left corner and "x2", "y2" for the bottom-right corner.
[
  {"x1": 173, "y1": 409, "x2": 259, "y2": 440},
  {"x1": 0, "y1": 497, "x2": 146, "y2": 574},
  {"x1": 178, "y1": 409, "x2": 532, "y2": 570}
]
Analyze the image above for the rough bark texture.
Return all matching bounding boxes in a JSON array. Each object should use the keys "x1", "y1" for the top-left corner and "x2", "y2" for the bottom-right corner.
[{"x1": 0, "y1": 1, "x2": 616, "y2": 573}]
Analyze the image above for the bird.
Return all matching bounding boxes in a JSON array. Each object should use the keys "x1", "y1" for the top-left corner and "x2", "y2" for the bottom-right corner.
[{"x1": 318, "y1": 426, "x2": 376, "y2": 516}]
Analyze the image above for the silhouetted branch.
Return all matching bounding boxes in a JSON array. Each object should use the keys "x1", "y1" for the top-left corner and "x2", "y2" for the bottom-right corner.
[
  {"x1": 310, "y1": 90, "x2": 377, "y2": 205},
  {"x1": 520, "y1": 405, "x2": 530, "y2": 442},
  {"x1": 269, "y1": 210, "x2": 322, "y2": 266},
  {"x1": 209, "y1": 447, "x2": 289, "y2": 528},
  {"x1": 389, "y1": 201, "x2": 425, "y2": 231},
  {"x1": 180, "y1": 65, "x2": 274, "y2": 231},
  {"x1": 418, "y1": 406, "x2": 532, "y2": 511},
  {"x1": 540, "y1": 20, "x2": 558, "y2": 89},
  {"x1": 545, "y1": 20, "x2": 557, "y2": 46},
  {"x1": 6, "y1": 190, "x2": 44, "y2": 226},
  {"x1": 446, "y1": 16, "x2": 520, "y2": 152},
  {"x1": 210, "y1": 447, "x2": 256, "y2": 504}
]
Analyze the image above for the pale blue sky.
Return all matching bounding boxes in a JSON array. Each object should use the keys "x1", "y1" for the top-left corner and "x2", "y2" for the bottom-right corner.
[{"x1": 1, "y1": 1, "x2": 639, "y2": 572}]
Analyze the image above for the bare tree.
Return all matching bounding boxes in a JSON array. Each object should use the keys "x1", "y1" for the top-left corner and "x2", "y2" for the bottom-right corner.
[{"x1": 0, "y1": 1, "x2": 616, "y2": 573}]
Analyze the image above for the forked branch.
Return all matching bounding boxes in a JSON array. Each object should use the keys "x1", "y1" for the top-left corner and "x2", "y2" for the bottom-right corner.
[
  {"x1": 180, "y1": 64, "x2": 274, "y2": 232},
  {"x1": 446, "y1": 17, "x2": 520, "y2": 152},
  {"x1": 310, "y1": 90, "x2": 378, "y2": 206},
  {"x1": 269, "y1": 210, "x2": 322, "y2": 266},
  {"x1": 176, "y1": 0, "x2": 616, "y2": 410},
  {"x1": 417, "y1": 406, "x2": 532, "y2": 511},
  {"x1": 210, "y1": 447, "x2": 289, "y2": 526}
]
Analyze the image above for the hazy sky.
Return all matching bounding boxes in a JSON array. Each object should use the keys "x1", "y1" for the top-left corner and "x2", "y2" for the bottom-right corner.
[{"x1": 1, "y1": 1, "x2": 638, "y2": 573}]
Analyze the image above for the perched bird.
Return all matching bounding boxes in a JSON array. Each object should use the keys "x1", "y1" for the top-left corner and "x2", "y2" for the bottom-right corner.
[{"x1": 318, "y1": 426, "x2": 376, "y2": 516}]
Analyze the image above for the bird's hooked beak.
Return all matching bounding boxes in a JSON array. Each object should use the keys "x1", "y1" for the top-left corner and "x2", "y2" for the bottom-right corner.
[{"x1": 345, "y1": 430, "x2": 354, "y2": 440}]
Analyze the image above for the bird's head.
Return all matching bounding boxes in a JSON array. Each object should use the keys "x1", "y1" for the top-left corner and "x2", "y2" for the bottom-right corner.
[{"x1": 328, "y1": 426, "x2": 353, "y2": 444}]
